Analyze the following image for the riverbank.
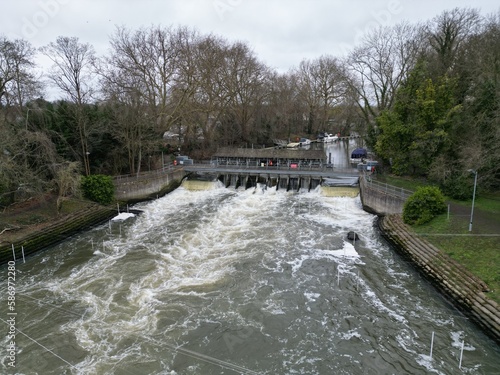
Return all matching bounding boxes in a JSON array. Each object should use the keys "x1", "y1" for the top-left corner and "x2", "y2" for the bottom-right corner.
[
  {"x1": 0, "y1": 196, "x2": 119, "y2": 264},
  {"x1": 379, "y1": 214, "x2": 500, "y2": 344},
  {"x1": 1, "y1": 168, "x2": 184, "y2": 264}
]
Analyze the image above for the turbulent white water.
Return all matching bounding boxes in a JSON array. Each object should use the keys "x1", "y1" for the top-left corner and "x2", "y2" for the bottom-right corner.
[{"x1": 1, "y1": 184, "x2": 499, "y2": 374}]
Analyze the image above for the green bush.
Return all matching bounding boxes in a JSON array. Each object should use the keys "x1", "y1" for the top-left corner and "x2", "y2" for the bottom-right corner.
[
  {"x1": 81, "y1": 175, "x2": 114, "y2": 205},
  {"x1": 440, "y1": 173, "x2": 474, "y2": 200},
  {"x1": 403, "y1": 186, "x2": 447, "y2": 225}
]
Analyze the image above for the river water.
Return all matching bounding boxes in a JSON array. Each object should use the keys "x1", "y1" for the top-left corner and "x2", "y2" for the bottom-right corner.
[{"x1": 2, "y1": 142, "x2": 500, "y2": 374}]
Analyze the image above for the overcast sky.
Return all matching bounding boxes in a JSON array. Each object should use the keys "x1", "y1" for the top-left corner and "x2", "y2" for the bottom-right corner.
[{"x1": 3, "y1": 0, "x2": 500, "y2": 73}]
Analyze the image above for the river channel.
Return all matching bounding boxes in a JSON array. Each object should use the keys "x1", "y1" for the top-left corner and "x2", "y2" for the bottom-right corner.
[{"x1": 1, "y1": 141, "x2": 499, "y2": 374}]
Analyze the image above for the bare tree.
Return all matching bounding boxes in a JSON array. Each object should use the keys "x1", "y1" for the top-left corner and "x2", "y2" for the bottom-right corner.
[
  {"x1": 183, "y1": 34, "x2": 233, "y2": 149},
  {"x1": 0, "y1": 36, "x2": 42, "y2": 111},
  {"x1": 346, "y1": 22, "x2": 425, "y2": 127},
  {"x1": 106, "y1": 25, "x2": 198, "y2": 133},
  {"x1": 265, "y1": 71, "x2": 304, "y2": 140},
  {"x1": 296, "y1": 55, "x2": 348, "y2": 135},
  {"x1": 221, "y1": 41, "x2": 270, "y2": 144},
  {"x1": 98, "y1": 26, "x2": 201, "y2": 172},
  {"x1": 427, "y1": 7, "x2": 482, "y2": 74},
  {"x1": 40, "y1": 36, "x2": 96, "y2": 175}
]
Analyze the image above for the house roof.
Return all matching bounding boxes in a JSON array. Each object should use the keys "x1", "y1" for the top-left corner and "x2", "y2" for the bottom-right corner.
[{"x1": 213, "y1": 147, "x2": 325, "y2": 160}]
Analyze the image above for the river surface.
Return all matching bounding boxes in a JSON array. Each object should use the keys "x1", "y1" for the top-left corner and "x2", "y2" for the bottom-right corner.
[{"x1": 1, "y1": 141, "x2": 500, "y2": 374}]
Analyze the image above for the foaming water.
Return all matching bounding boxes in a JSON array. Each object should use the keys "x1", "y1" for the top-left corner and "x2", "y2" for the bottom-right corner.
[{"x1": 1, "y1": 185, "x2": 499, "y2": 374}]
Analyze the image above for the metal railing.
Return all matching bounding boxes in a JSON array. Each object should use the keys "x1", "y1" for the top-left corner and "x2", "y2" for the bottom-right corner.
[
  {"x1": 113, "y1": 163, "x2": 178, "y2": 183},
  {"x1": 186, "y1": 161, "x2": 360, "y2": 175},
  {"x1": 363, "y1": 176, "x2": 414, "y2": 199}
]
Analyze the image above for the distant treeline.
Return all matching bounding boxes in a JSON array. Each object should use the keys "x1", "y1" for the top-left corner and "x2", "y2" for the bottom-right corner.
[{"x1": 1, "y1": 7, "x2": 499, "y2": 205}]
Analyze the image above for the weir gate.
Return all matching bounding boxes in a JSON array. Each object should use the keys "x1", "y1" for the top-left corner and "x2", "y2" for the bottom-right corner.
[
  {"x1": 182, "y1": 147, "x2": 360, "y2": 191},
  {"x1": 183, "y1": 164, "x2": 360, "y2": 191}
]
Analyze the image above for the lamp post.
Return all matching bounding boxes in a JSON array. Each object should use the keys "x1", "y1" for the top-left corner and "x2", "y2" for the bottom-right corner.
[
  {"x1": 85, "y1": 151, "x2": 91, "y2": 176},
  {"x1": 25, "y1": 108, "x2": 31, "y2": 130},
  {"x1": 468, "y1": 169, "x2": 478, "y2": 232}
]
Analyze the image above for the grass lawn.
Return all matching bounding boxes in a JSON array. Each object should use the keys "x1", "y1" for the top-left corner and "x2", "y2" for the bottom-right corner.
[
  {"x1": 414, "y1": 210, "x2": 500, "y2": 304},
  {"x1": 381, "y1": 174, "x2": 500, "y2": 304},
  {"x1": 376, "y1": 174, "x2": 432, "y2": 191},
  {"x1": 0, "y1": 195, "x2": 97, "y2": 245}
]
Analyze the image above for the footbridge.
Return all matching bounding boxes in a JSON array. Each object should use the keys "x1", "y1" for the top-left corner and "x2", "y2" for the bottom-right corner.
[{"x1": 183, "y1": 162, "x2": 360, "y2": 191}]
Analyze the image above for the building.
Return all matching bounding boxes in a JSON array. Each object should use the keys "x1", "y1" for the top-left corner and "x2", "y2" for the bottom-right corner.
[{"x1": 212, "y1": 147, "x2": 326, "y2": 169}]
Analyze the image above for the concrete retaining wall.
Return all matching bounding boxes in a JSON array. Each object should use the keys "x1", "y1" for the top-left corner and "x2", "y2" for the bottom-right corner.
[
  {"x1": 359, "y1": 176, "x2": 409, "y2": 215},
  {"x1": 114, "y1": 169, "x2": 184, "y2": 202}
]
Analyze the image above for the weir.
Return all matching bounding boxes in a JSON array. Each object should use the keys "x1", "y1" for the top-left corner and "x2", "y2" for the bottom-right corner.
[
  {"x1": 212, "y1": 173, "x2": 325, "y2": 192},
  {"x1": 184, "y1": 174, "x2": 360, "y2": 197},
  {"x1": 5, "y1": 182, "x2": 499, "y2": 375},
  {"x1": 183, "y1": 146, "x2": 360, "y2": 189}
]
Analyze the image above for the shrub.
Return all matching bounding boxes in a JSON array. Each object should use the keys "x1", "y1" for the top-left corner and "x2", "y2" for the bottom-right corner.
[
  {"x1": 403, "y1": 186, "x2": 447, "y2": 225},
  {"x1": 440, "y1": 173, "x2": 474, "y2": 200},
  {"x1": 81, "y1": 175, "x2": 114, "y2": 205}
]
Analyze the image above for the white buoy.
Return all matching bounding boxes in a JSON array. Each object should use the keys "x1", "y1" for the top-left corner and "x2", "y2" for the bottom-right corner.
[
  {"x1": 21, "y1": 245, "x2": 25, "y2": 263},
  {"x1": 12, "y1": 244, "x2": 15, "y2": 262}
]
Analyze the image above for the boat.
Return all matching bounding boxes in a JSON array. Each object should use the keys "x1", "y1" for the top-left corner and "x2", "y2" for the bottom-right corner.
[
  {"x1": 350, "y1": 147, "x2": 367, "y2": 163},
  {"x1": 273, "y1": 139, "x2": 288, "y2": 148},
  {"x1": 323, "y1": 133, "x2": 339, "y2": 143},
  {"x1": 299, "y1": 138, "x2": 311, "y2": 146},
  {"x1": 287, "y1": 138, "x2": 311, "y2": 148}
]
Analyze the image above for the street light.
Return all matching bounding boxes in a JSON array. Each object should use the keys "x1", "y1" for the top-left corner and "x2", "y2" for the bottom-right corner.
[
  {"x1": 468, "y1": 169, "x2": 478, "y2": 232},
  {"x1": 25, "y1": 108, "x2": 31, "y2": 130},
  {"x1": 85, "y1": 151, "x2": 91, "y2": 176}
]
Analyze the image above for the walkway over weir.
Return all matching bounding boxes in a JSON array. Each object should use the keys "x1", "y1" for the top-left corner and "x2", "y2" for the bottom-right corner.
[
  {"x1": 180, "y1": 147, "x2": 362, "y2": 188},
  {"x1": 183, "y1": 162, "x2": 359, "y2": 178},
  {"x1": 183, "y1": 162, "x2": 361, "y2": 188}
]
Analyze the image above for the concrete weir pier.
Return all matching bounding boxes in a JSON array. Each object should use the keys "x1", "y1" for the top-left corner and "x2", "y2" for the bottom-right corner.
[{"x1": 216, "y1": 173, "x2": 323, "y2": 192}]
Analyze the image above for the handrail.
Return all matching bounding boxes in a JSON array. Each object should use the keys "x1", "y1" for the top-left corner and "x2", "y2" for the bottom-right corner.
[
  {"x1": 113, "y1": 163, "x2": 177, "y2": 181},
  {"x1": 186, "y1": 162, "x2": 360, "y2": 175},
  {"x1": 364, "y1": 176, "x2": 414, "y2": 199}
]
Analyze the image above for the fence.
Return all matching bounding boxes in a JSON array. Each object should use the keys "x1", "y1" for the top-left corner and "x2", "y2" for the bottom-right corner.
[
  {"x1": 113, "y1": 164, "x2": 177, "y2": 183},
  {"x1": 187, "y1": 161, "x2": 360, "y2": 175},
  {"x1": 113, "y1": 164, "x2": 183, "y2": 201},
  {"x1": 364, "y1": 177, "x2": 414, "y2": 200}
]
